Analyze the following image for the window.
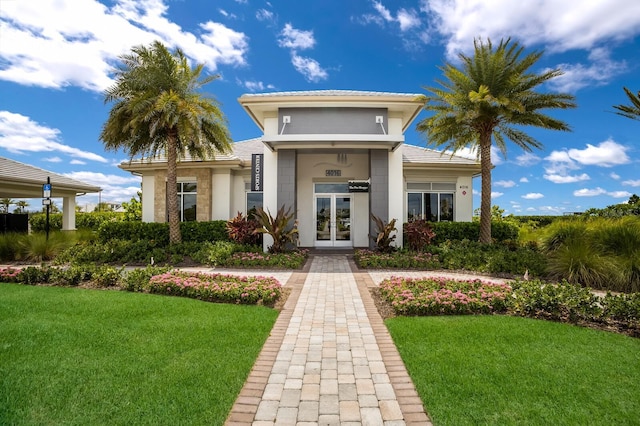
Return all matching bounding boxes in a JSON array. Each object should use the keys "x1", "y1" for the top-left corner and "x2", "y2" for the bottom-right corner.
[
  {"x1": 407, "y1": 182, "x2": 455, "y2": 222},
  {"x1": 177, "y1": 182, "x2": 197, "y2": 222},
  {"x1": 247, "y1": 191, "x2": 263, "y2": 217}
]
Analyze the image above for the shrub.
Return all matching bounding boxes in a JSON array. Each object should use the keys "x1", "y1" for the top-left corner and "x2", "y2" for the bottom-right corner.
[
  {"x1": 0, "y1": 233, "x2": 22, "y2": 261},
  {"x1": 403, "y1": 219, "x2": 435, "y2": 252},
  {"x1": 0, "y1": 267, "x2": 21, "y2": 282},
  {"x1": 50, "y1": 265, "x2": 95, "y2": 286},
  {"x1": 147, "y1": 271, "x2": 283, "y2": 305},
  {"x1": 222, "y1": 250, "x2": 308, "y2": 269},
  {"x1": 379, "y1": 276, "x2": 512, "y2": 316},
  {"x1": 92, "y1": 265, "x2": 124, "y2": 287},
  {"x1": 354, "y1": 249, "x2": 440, "y2": 269},
  {"x1": 29, "y1": 212, "x2": 124, "y2": 232},
  {"x1": 601, "y1": 292, "x2": 640, "y2": 327},
  {"x1": 430, "y1": 221, "x2": 519, "y2": 244},
  {"x1": 253, "y1": 206, "x2": 298, "y2": 254},
  {"x1": 509, "y1": 279, "x2": 602, "y2": 323},
  {"x1": 370, "y1": 214, "x2": 397, "y2": 253},
  {"x1": 121, "y1": 265, "x2": 171, "y2": 292},
  {"x1": 226, "y1": 212, "x2": 260, "y2": 245},
  {"x1": 97, "y1": 220, "x2": 228, "y2": 245},
  {"x1": 17, "y1": 266, "x2": 51, "y2": 285},
  {"x1": 17, "y1": 232, "x2": 71, "y2": 262}
]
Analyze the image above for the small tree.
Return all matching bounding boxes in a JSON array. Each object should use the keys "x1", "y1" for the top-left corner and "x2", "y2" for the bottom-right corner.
[
  {"x1": 370, "y1": 214, "x2": 397, "y2": 253},
  {"x1": 226, "y1": 212, "x2": 260, "y2": 246},
  {"x1": 14, "y1": 200, "x2": 29, "y2": 214},
  {"x1": 0, "y1": 198, "x2": 14, "y2": 213},
  {"x1": 122, "y1": 192, "x2": 142, "y2": 221},
  {"x1": 253, "y1": 206, "x2": 298, "y2": 253}
]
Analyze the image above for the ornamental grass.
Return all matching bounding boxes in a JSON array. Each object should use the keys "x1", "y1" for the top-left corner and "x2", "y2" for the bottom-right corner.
[{"x1": 148, "y1": 271, "x2": 282, "y2": 305}]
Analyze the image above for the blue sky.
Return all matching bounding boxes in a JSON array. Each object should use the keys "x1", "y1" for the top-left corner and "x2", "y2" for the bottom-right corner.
[{"x1": 1, "y1": 0, "x2": 639, "y2": 215}]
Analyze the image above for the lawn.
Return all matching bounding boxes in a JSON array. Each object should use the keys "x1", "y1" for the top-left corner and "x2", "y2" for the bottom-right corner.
[
  {"x1": 0, "y1": 283, "x2": 279, "y2": 425},
  {"x1": 386, "y1": 315, "x2": 640, "y2": 426}
]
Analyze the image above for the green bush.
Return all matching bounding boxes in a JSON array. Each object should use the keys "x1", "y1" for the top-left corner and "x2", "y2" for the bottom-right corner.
[
  {"x1": 430, "y1": 221, "x2": 519, "y2": 244},
  {"x1": 0, "y1": 233, "x2": 22, "y2": 261},
  {"x1": 29, "y1": 212, "x2": 124, "y2": 232},
  {"x1": 97, "y1": 220, "x2": 228, "y2": 245},
  {"x1": 121, "y1": 265, "x2": 171, "y2": 292},
  {"x1": 354, "y1": 250, "x2": 440, "y2": 269},
  {"x1": 16, "y1": 266, "x2": 51, "y2": 285},
  {"x1": 92, "y1": 265, "x2": 124, "y2": 287}
]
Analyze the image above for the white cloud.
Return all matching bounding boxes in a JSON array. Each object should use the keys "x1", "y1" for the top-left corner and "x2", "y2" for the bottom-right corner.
[
  {"x1": 0, "y1": 0, "x2": 249, "y2": 92},
  {"x1": 397, "y1": 8, "x2": 421, "y2": 31},
  {"x1": 372, "y1": 1, "x2": 394, "y2": 22},
  {"x1": 609, "y1": 191, "x2": 632, "y2": 198},
  {"x1": 574, "y1": 187, "x2": 607, "y2": 197},
  {"x1": 575, "y1": 188, "x2": 631, "y2": 198},
  {"x1": 291, "y1": 54, "x2": 328, "y2": 82},
  {"x1": 278, "y1": 24, "x2": 316, "y2": 50},
  {"x1": 44, "y1": 157, "x2": 63, "y2": 163},
  {"x1": 0, "y1": 110, "x2": 107, "y2": 162},
  {"x1": 567, "y1": 139, "x2": 630, "y2": 167},
  {"x1": 494, "y1": 180, "x2": 515, "y2": 188},
  {"x1": 451, "y1": 145, "x2": 503, "y2": 165},
  {"x1": 491, "y1": 191, "x2": 504, "y2": 199},
  {"x1": 610, "y1": 172, "x2": 621, "y2": 180},
  {"x1": 63, "y1": 171, "x2": 140, "y2": 186},
  {"x1": 421, "y1": 0, "x2": 640, "y2": 58},
  {"x1": 548, "y1": 48, "x2": 627, "y2": 93},
  {"x1": 237, "y1": 79, "x2": 275, "y2": 92},
  {"x1": 622, "y1": 179, "x2": 640, "y2": 187},
  {"x1": 515, "y1": 152, "x2": 542, "y2": 167},
  {"x1": 519, "y1": 177, "x2": 529, "y2": 183},
  {"x1": 70, "y1": 159, "x2": 87, "y2": 165},
  {"x1": 543, "y1": 173, "x2": 590, "y2": 184},
  {"x1": 522, "y1": 193, "x2": 544, "y2": 200},
  {"x1": 256, "y1": 9, "x2": 275, "y2": 22},
  {"x1": 538, "y1": 205, "x2": 566, "y2": 214}
]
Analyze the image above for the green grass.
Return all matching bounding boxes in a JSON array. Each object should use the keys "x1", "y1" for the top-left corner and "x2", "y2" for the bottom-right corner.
[
  {"x1": 0, "y1": 283, "x2": 279, "y2": 425},
  {"x1": 386, "y1": 315, "x2": 640, "y2": 426}
]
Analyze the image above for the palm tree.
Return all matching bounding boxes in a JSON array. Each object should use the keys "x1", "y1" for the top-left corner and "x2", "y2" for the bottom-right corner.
[
  {"x1": 416, "y1": 38, "x2": 576, "y2": 243},
  {"x1": 613, "y1": 87, "x2": 640, "y2": 121},
  {"x1": 14, "y1": 200, "x2": 29, "y2": 213},
  {"x1": 100, "y1": 41, "x2": 232, "y2": 244},
  {"x1": 0, "y1": 198, "x2": 14, "y2": 213}
]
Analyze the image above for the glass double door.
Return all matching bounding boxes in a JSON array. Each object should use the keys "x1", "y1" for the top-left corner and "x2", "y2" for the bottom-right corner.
[{"x1": 315, "y1": 194, "x2": 352, "y2": 247}]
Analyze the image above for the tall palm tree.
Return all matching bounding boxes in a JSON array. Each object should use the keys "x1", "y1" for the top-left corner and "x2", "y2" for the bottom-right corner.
[
  {"x1": 14, "y1": 200, "x2": 29, "y2": 213},
  {"x1": 416, "y1": 38, "x2": 576, "y2": 243},
  {"x1": 613, "y1": 87, "x2": 640, "y2": 121},
  {"x1": 0, "y1": 198, "x2": 14, "y2": 213},
  {"x1": 100, "y1": 41, "x2": 232, "y2": 244}
]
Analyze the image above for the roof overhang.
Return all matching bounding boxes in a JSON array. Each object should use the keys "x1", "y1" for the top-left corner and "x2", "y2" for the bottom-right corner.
[
  {"x1": 261, "y1": 134, "x2": 405, "y2": 151},
  {"x1": 238, "y1": 91, "x2": 424, "y2": 133}
]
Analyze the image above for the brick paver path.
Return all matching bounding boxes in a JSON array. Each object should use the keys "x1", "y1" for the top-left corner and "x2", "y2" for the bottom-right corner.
[{"x1": 226, "y1": 255, "x2": 431, "y2": 425}]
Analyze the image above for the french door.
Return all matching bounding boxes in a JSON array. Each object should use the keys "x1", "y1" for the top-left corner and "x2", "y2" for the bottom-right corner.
[{"x1": 315, "y1": 194, "x2": 352, "y2": 247}]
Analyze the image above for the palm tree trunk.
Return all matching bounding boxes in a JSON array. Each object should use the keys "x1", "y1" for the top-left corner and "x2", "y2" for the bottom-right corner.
[
  {"x1": 166, "y1": 130, "x2": 182, "y2": 244},
  {"x1": 479, "y1": 132, "x2": 493, "y2": 244}
]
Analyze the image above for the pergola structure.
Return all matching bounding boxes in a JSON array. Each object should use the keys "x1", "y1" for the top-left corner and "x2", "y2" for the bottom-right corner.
[{"x1": 0, "y1": 157, "x2": 101, "y2": 230}]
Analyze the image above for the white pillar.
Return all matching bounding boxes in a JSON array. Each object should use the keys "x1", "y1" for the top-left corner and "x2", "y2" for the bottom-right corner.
[
  {"x1": 141, "y1": 175, "x2": 154, "y2": 222},
  {"x1": 62, "y1": 196, "x2": 76, "y2": 231},
  {"x1": 388, "y1": 146, "x2": 404, "y2": 248},
  {"x1": 211, "y1": 170, "x2": 232, "y2": 220},
  {"x1": 262, "y1": 145, "x2": 278, "y2": 252}
]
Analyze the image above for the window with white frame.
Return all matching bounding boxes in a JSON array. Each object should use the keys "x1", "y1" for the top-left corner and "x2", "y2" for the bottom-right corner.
[{"x1": 407, "y1": 182, "x2": 455, "y2": 222}]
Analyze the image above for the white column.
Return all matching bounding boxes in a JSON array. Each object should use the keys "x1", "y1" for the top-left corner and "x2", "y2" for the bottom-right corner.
[
  {"x1": 211, "y1": 170, "x2": 232, "y2": 220},
  {"x1": 62, "y1": 196, "x2": 76, "y2": 231},
  {"x1": 262, "y1": 145, "x2": 278, "y2": 252},
  {"x1": 141, "y1": 175, "x2": 155, "y2": 222},
  {"x1": 388, "y1": 146, "x2": 404, "y2": 248},
  {"x1": 456, "y1": 176, "x2": 474, "y2": 222}
]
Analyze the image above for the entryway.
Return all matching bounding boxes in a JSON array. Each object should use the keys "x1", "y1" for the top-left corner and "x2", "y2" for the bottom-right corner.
[{"x1": 314, "y1": 188, "x2": 352, "y2": 247}]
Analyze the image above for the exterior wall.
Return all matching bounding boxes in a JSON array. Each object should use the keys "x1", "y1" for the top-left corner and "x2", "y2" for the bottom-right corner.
[
  {"x1": 296, "y1": 152, "x2": 370, "y2": 248},
  {"x1": 455, "y1": 175, "x2": 474, "y2": 222},
  {"x1": 402, "y1": 168, "x2": 476, "y2": 222},
  {"x1": 152, "y1": 168, "x2": 212, "y2": 222},
  {"x1": 277, "y1": 150, "x2": 296, "y2": 215},
  {"x1": 62, "y1": 196, "x2": 75, "y2": 231},
  {"x1": 230, "y1": 169, "x2": 251, "y2": 216},
  {"x1": 210, "y1": 169, "x2": 231, "y2": 220},
  {"x1": 369, "y1": 150, "x2": 388, "y2": 248},
  {"x1": 279, "y1": 108, "x2": 387, "y2": 135}
]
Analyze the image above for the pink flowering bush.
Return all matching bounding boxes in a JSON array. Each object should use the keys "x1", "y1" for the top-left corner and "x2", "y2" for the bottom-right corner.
[
  {"x1": 0, "y1": 267, "x2": 21, "y2": 283},
  {"x1": 379, "y1": 276, "x2": 512, "y2": 315},
  {"x1": 147, "y1": 271, "x2": 282, "y2": 305}
]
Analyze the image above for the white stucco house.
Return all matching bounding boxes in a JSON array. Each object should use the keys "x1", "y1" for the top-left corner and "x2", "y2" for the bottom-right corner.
[{"x1": 119, "y1": 90, "x2": 481, "y2": 250}]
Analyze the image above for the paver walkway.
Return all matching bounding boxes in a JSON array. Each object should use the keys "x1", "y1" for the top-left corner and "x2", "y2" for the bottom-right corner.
[{"x1": 226, "y1": 255, "x2": 431, "y2": 425}]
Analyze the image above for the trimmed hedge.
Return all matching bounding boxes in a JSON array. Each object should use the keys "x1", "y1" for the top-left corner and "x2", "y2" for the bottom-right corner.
[
  {"x1": 429, "y1": 221, "x2": 519, "y2": 244},
  {"x1": 29, "y1": 212, "x2": 124, "y2": 232},
  {"x1": 97, "y1": 220, "x2": 229, "y2": 244}
]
